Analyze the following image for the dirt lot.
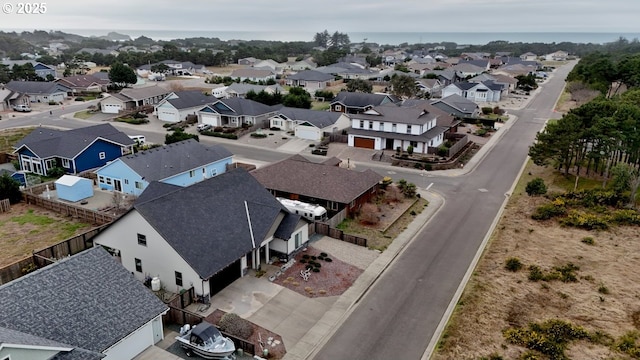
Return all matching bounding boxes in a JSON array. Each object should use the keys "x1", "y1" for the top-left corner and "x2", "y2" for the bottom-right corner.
[
  {"x1": 0, "y1": 203, "x2": 93, "y2": 267},
  {"x1": 433, "y1": 163, "x2": 640, "y2": 360}
]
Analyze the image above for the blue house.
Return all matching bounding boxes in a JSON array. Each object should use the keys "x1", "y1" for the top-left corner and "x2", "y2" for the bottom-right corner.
[
  {"x1": 14, "y1": 124, "x2": 135, "y2": 177},
  {"x1": 95, "y1": 139, "x2": 233, "y2": 195}
]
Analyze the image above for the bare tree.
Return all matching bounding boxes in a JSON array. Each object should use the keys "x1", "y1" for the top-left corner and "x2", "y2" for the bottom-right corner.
[{"x1": 359, "y1": 203, "x2": 380, "y2": 225}]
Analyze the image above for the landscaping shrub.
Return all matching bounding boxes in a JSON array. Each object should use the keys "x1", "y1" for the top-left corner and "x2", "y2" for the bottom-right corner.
[
  {"x1": 503, "y1": 319, "x2": 589, "y2": 359},
  {"x1": 214, "y1": 126, "x2": 223, "y2": 132},
  {"x1": 380, "y1": 177, "x2": 393, "y2": 190},
  {"x1": 531, "y1": 202, "x2": 567, "y2": 220},
  {"x1": 481, "y1": 106, "x2": 493, "y2": 115},
  {"x1": 476, "y1": 128, "x2": 488, "y2": 136},
  {"x1": 250, "y1": 133, "x2": 267, "y2": 138},
  {"x1": 320, "y1": 252, "x2": 327, "y2": 257},
  {"x1": 581, "y1": 236, "x2": 595, "y2": 245},
  {"x1": 318, "y1": 255, "x2": 324, "y2": 260},
  {"x1": 300, "y1": 259, "x2": 307, "y2": 264},
  {"x1": 359, "y1": 203, "x2": 381, "y2": 225},
  {"x1": 526, "y1": 178, "x2": 547, "y2": 196},
  {"x1": 311, "y1": 256, "x2": 317, "y2": 260},
  {"x1": 48, "y1": 100, "x2": 57, "y2": 105},
  {"x1": 528, "y1": 265, "x2": 544, "y2": 281},
  {"x1": 312, "y1": 268, "x2": 320, "y2": 272},
  {"x1": 505, "y1": 257, "x2": 523, "y2": 272},
  {"x1": 560, "y1": 210, "x2": 609, "y2": 230},
  {"x1": 324, "y1": 258, "x2": 332, "y2": 262},
  {"x1": 270, "y1": 127, "x2": 281, "y2": 131},
  {"x1": 200, "y1": 130, "x2": 238, "y2": 140},
  {"x1": 218, "y1": 313, "x2": 253, "y2": 340},
  {"x1": 302, "y1": 254, "x2": 309, "y2": 259},
  {"x1": 75, "y1": 97, "x2": 84, "y2": 101}
]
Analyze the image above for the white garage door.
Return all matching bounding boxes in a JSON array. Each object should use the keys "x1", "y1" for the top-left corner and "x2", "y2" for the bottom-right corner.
[
  {"x1": 102, "y1": 104, "x2": 122, "y2": 114},
  {"x1": 158, "y1": 109, "x2": 179, "y2": 123},
  {"x1": 201, "y1": 113, "x2": 219, "y2": 126},
  {"x1": 295, "y1": 126, "x2": 320, "y2": 141}
]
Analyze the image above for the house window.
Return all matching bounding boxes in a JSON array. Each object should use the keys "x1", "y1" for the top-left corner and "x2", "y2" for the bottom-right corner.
[
  {"x1": 189, "y1": 170, "x2": 195, "y2": 178},
  {"x1": 335, "y1": 105, "x2": 342, "y2": 111},
  {"x1": 99, "y1": 152, "x2": 106, "y2": 160},
  {"x1": 295, "y1": 232, "x2": 302, "y2": 248},
  {"x1": 392, "y1": 124, "x2": 397, "y2": 132},
  {"x1": 410, "y1": 141, "x2": 418, "y2": 147},
  {"x1": 98, "y1": 176, "x2": 105, "y2": 183},
  {"x1": 135, "y1": 181, "x2": 143, "y2": 189},
  {"x1": 137, "y1": 233, "x2": 147, "y2": 246},
  {"x1": 359, "y1": 120, "x2": 364, "y2": 129},
  {"x1": 62, "y1": 158, "x2": 70, "y2": 167},
  {"x1": 124, "y1": 179, "x2": 129, "y2": 185},
  {"x1": 330, "y1": 202, "x2": 339, "y2": 211},
  {"x1": 407, "y1": 125, "x2": 412, "y2": 134},
  {"x1": 379, "y1": 123, "x2": 384, "y2": 131},
  {"x1": 135, "y1": 258, "x2": 142, "y2": 272},
  {"x1": 175, "y1": 271, "x2": 183, "y2": 287},
  {"x1": 106, "y1": 178, "x2": 112, "y2": 185},
  {"x1": 368, "y1": 122, "x2": 373, "y2": 129},
  {"x1": 211, "y1": 169, "x2": 217, "y2": 177}
]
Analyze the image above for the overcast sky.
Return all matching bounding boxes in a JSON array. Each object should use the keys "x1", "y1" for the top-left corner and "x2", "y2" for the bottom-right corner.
[{"x1": 2, "y1": 0, "x2": 639, "y2": 35}]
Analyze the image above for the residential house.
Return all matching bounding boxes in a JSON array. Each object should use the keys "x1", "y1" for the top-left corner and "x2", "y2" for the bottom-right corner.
[
  {"x1": 285, "y1": 70, "x2": 334, "y2": 90},
  {"x1": 430, "y1": 94, "x2": 481, "y2": 118},
  {"x1": 284, "y1": 58, "x2": 317, "y2": 71},
  {"x1": 223, "y1": 83, "x2": 286, "y2": 99},
  {"x1": 545, "y1": 50, "x2": 569, "y2": 61},
  {"x1": 422, "y1": 69, "x2": 459, "y2": 86},
  {"x1": 14, "y1": 123, "x2": 135, "y2": 176},
  {"x1": 440, "y1": 81, "x2": 504, "y2": 102},
  {"x1": 520, "y1": 52, "x2": 538, "y2": 61},
  {"x1": 251, "y1": 155, "x2": 383, "y2": 218},
  {"x1": 56, "y1": 74, "x2": 111, "y2": 94},
  {"x1": 399, "y1": 99, "x2": 460, "y2": 134},
  {"x1": 469, "y1": 73, "x2": 518, "y2": 93},
  {"x1": 252, "y1": 59, "x2": 283, "y2": 75},
  {"x1": 315, "y1": 62, "x2": 377, "y2": 80},
  {"x1": 493, "y1": 63, "x2": 537, "y2": 77},
  {"x1": 451, "y1": 62, "x2": 487, "y2": 78},
  {"x1": 199, "y1": 97, "x2": 279, "y2": 128},
  {"x1": 415, "y1": 78, "x2": 443, "y2": 96},
  {"x1": 460, "y1": 52, "x2": 491, "y2": 60},
  {"x1": 269, "y1": 107, "x2": 351, "y2": 141},
  {"x1": 0, "y1": 86, "x2": 30, "y2": 111},
  {"x1": 238, "y1": 57, "x2": 258, "y2": 66},
  {"x1": 137, "y1": 60, "x2": 205, "y2": 76},
  {"x1": 95, "y1": 139, "x2": 232, "y2": 195},
  {"x1": 101, "y1": 85, "x2": 171, "y2": 114},
  {"x1": 330, "y1": 91, "x2": 399, "y2": 114},
  {"x1": 347, "y1": 103, "x2": 448, "y2": 153},
  {"x1": 155, "y1": 90, "x2": 213, "y2": 122},
  {"x1": 94, "y1": 168, "x2": 310, "y2": 299},
  {"x1": 0, "y1": 60, "x2": 56, "y2": 79},
  {"x1": 229, "y1": 68, "x2": 276, "y2": 83},
  {"x1": 5, "y1": 80, "x2": 70, "y2": 104},
  {"x1": 0, "y1": 246, "x2": 168, "y2": 360},
  {"x1": 458, "y1": 59, "x2": 491, "y2": 72}
]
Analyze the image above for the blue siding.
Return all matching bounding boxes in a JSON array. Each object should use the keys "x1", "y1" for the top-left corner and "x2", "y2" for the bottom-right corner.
[
  {"x1": 56, "y1": 177, "x2": 93, "y2": 202},
  {"x1": 74, "y1": 140, "x2": 124, "y2": 173},
  {"x1": 95, "y1": 159, "x2": 147, "y2": 195},
  {"x1": 162, "y1": 158, "x2": 232, "y2": 187},
  {"x1": 17, "y1": 147, "x2": 36, "y2": 158}
]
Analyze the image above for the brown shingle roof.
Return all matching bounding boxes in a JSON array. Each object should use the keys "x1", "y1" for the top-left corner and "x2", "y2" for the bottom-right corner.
[{"x1": 251, "y1": 156, "x2": 382, "y2": 204}]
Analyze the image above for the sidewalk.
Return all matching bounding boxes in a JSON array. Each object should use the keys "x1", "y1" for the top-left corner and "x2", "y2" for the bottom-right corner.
[{"x1": 284, "y1": 190, "x2": 444, "y2": 360}]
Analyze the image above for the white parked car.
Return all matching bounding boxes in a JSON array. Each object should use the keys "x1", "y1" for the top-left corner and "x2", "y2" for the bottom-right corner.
[
  {"x1": 197, "y1": 124, "x2": 212, "y2": 132},
  {"x1": 13, "y1": 104, "x2": 32, "y2": 112}
]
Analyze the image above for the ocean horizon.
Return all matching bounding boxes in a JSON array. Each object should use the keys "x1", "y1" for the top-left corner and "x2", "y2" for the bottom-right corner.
[{"x1": 4, "y1": 28, "x2": 640, "y2": 45}]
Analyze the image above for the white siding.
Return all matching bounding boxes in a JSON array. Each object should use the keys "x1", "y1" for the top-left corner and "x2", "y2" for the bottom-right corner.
[
  {"x1": 94, "y1": 211, "x2": 204, "y2": 296},
  {"x1": 102, "y1": 317, "x2": 162, "y2": 360}
]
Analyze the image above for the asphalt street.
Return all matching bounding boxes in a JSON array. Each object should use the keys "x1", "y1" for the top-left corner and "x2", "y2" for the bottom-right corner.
[{"x1": 312, "y1": 62, "x2": 574, "y2": 360}]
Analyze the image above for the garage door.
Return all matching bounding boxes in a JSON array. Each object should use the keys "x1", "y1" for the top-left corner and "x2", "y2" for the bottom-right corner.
[
  {"x1": 209, "y1": 259, "x2": 242, "y2": 296},
  {"x1": 295, "y1": 126, "x2": 320, "y2": 141},
  {"x1": 201, "y1": 113, "x2": 218, "y2": 126},
  {"x1": 158, "y1": 110, "x2": 178, "y2": 122},
  {"x1": 102, "y1": 104, "x2": 121, "y2": 114},
  {"x1": 354, "y1": 137, "x2": 375, "y2": 149}
]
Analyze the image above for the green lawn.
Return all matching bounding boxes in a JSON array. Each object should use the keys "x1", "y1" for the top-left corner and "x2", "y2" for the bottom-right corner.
[
  {"x1": 0, "y1": 128, "x2": 35, "y2": 153},
  {"x1": 74, "y1": 110, "x2": 93, "y2": 119},
  {"x1": 312, "y1": 101, "x2": 330, "y2": 111}
]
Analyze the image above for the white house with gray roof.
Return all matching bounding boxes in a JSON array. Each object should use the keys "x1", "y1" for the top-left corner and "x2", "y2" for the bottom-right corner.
[
  {"x1": 5, "y1": 80, "x2": 71, "y2": 104},
  {"x1": 430, "y1": 94, "x2": 481, "y2": 118},
  {"x1": 154, "y1": 90, "x2": 214, "y2": 122},
  {"x1": 101, "y1": 85, "x2": 171, "y2": 114},
  {"x1": 198, "y1": 97, "x2": 279, "y2": 128},
  {"x1": 0, "y1": 246, "x2": 168, "y2": 360},
  {"x1": 223, "y1": 82, "x2": 286, "y2": 99},
  {"x1": 270, "y1": 107, "x2": 351, "y2": 141},
  {"x1": 441, "y1": 80, "x2": 504, "y2": 102},
  {"x1": 93, "y1": 168, "x2": 309, "y2": 300},
  {"x1": 285, "y1": 70, "x2": 334, "y2": 90},
  {"x1": 94, "y1": 139, "x2": 233, "y2": 195},
  {"x1": 348, "y1": 103, "x2": 447, "y2": 153}
]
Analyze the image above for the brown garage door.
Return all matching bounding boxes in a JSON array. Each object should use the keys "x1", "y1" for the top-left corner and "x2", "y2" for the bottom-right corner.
[{"x1": 354, "y1": 137, "x2": 375, "y2": 149}]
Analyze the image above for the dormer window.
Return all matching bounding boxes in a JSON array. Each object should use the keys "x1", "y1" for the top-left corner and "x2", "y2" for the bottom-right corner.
[{"x1": 407, "y1": 125, "x2": 412, "y2": 134}]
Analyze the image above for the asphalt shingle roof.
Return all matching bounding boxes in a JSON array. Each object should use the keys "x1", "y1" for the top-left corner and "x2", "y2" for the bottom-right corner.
[
  {"x1": 209, "y1": 98, "x2": 278, "y2": 116},
  {"x1": 118, "y1": 139, "x2": 232, "y2": 182},
  {"x1": 119, "y1": 85, "x2": 170, "y2": 101},
  {"x1": 166, "y1": 90, "x2": 212, "y2": 110},
  {"x1": 431, "y1": 94, "x2": 479, "y2": 114},
  {"x1": 0, "y1": 247, "x2": 167, "y2": 356},
  {"x1": 134, "y1": 168, "x2": 286, "y2": 279},
  {"x1": 251, "y1": 156, "x2": 383, "y2": 204},
  {"x1": 354, "y1": 103, "x2": 439, "y2": 126},
  {"x1": 331, "y1": 92, "x2": 397, "y2": 108},
  {"x1": 276, "y1": 107, "x2": 343, "y2": 129},
  {"x1": 287, "y1": 70, "x2": 334, "y2": 82},
  {"x1": 15, "y1": 124, "x2": 134, "y2": 159},
  {"x1": 6, "y1": 80, "x2": 71, "y2": 95}
]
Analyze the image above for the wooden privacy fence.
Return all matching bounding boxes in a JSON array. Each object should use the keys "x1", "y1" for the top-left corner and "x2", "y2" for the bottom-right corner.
[
  {"x1": 314, "y1": 222, "x2": 367, "y2": 247},
  {"x1": 23, "y1": 193, "x2": 116, "y2": 225},
  {"x1": 0, "y1": 198, "x2": 9, "y2": 213}
]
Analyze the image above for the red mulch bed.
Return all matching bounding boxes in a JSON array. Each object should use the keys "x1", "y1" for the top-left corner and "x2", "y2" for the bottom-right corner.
[
  {"x1": 272, "y1": 246, "x2": 363, "y2": 298},
  {"x1": 205, "y1": 309, "x2": 286, "y2": 359}
]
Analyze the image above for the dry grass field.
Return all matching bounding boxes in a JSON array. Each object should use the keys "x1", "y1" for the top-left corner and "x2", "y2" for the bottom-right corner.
[{"x1": 433, "y1": 162, "x2": 640, "y2": 360}]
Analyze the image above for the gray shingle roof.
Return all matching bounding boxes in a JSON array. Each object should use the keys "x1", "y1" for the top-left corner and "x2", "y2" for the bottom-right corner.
[
  {"x1": 274, "y1": 213, "x2": 303, "y2": 239},
  {"x1": 166, "y1": 91, "x2": 212, "y2": 110},
  {"x1": 251, "y1": 156, "x2": 383, "y2": 204},
  {"x1": 287, "y1": 70, "x2": 334, "y2": 82},
  {"x1": 349, "y1": 125, "x2": 447, "y2": 143},
  {"x1": 119, "y1": 85, "x2": 170, "y2": 101},
  {"x1": 134, "y1": 168, "x2": 286, "y2": 279},
  {"x1": 226, "y1": 83, "x2": 284, "y2": 96},
  {"x1": 0, "y1": 326, "x2": 72, "y2": 349},
  {"x1": 208, "y1": 98, "x2": 278, "y2": 116},
  {"x1": 431, "y1": 94, "x2": 479, "y2": 115},
  {"x1": 6, "y1": 80, "x2": 71, "y2": 95},
  {"x1": 15, "y1": 124, "x2": 134, "y2": 159},
  {"x1": 118, "y1": 139, "x2": 232, "y2": 182},
  {"x1": 0, "y1": 247, "x2": 167, "y2": 355},
  {"x1": 331, "y1": 92, "x2": 397, "y2": 108},
  {"x1": 276, "y1": 107, "x2": 343, "y2": 129},
  {"x1": 354, "y1": 103, "x2": 439, "y2": 126}
]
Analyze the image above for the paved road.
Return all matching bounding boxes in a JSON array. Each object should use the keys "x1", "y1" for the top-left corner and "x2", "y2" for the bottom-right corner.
[{"x1": 312, "y1": 63, "x2": 575, "y2": 360}]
